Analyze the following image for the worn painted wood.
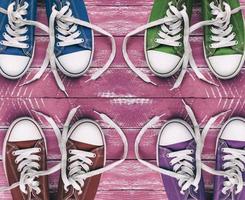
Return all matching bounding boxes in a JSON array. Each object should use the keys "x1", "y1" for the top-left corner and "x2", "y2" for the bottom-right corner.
[
  {"x1": 0, "y1": 0, "x2": 244, "y2": 199},
  {"x1": 0, "y1": 98, "x2": 241, "y2": 128}
]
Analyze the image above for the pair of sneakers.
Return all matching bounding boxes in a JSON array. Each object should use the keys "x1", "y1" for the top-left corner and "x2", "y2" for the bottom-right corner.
[
  {"x1": 136, "y1": 101, "x2": 245, "y2": 199},
  {"x1": 0, "y1": 0, "x2": 116, "y2": 96},
  {"x1": 123, "y1": 0, "x2": 245, "y2": 89},
  {"x1": 1, "y1": 107, "x2": 128, "y2": 199}
]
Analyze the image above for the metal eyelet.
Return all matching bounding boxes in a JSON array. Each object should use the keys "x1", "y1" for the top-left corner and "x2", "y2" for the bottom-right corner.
[
  {"x1": 38, "y1": 148, "x2": 41, "y2": 152},
  {"x1": 209, "y1": 44, "x2": 213, "y2": 48},
  {"x1": 26, "y1": 44, "x2": 29, "y2": 48},
  {"x1": 25, "y1": 35, "x2": 29, "y2": 40},
  {"x1": 166, "y1": 153, "x2": 170, "y2": 158},
  {"x1": 57, "y1": 42, "x2": 60, "y2": 47},
  {"x1": 15, "y1": 159, "x2": 18, "y2": 164},
  {"x1": 12, "y1": 151, "x2": 16, "y2": 156},
  {"x1": 93, "y1": 154, "x2": 96, "y2": 158},
  {"x1": 178, "y1": 42, "x2": 182, "y2": 47},
  {"x1": 69, "y1": 150, "x2": 72, "y2": 154},
  {"x1": 90, "y1": 161, "x2": 93, "y2": 165},
  {"x1": 38, "y1": 156, "x2": 41, "y2": 161},
  {"x1": 81, "y1": 38, "x2": 84, "y2": 43},
  {"x1": 235, "y1": 40, "x2": 239, "y2": 45}
]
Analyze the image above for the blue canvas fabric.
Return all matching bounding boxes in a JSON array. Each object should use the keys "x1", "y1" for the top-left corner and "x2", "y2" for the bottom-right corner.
[
  {"x1": 0, "y1": 0, "x2": 37, "y2": 57},
  {"x1": 45, "y1": 0, "x2": 93, "y2": 57}
]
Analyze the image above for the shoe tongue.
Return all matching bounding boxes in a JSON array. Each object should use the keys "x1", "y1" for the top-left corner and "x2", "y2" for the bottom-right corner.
[
  {"x1": 225, "y1": 139, "x2": 245, "y2": 149},
  {"x1": 161, "y1": 139, "x2": 193, "y2": 151},
  {"x1": 10, "y1": 140, "x2": 39, "y2": 149}
]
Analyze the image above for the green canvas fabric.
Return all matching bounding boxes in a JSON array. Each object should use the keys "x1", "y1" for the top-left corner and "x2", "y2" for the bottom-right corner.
[
  {"x1": 201, "y1": 0, "x2": 244, "y2": 57},
  {"x1": 146, "y1": 0, "x2": 194, "y2": 57}
]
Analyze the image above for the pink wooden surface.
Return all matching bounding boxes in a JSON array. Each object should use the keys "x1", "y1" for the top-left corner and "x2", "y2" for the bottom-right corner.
[{"x1": 0, "y1": 0, "x2": 244, "y2": 199}]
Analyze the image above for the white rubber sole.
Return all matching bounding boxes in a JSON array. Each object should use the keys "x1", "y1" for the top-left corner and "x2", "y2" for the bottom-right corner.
[
  {"x1": 0, "y1": 43, "x2": 36, "y2": 80},
  {"x1": 156, "y1": 119, "x2": 194, "y2": 166},
  {"x1": 67, "y1": 119, "x2": 106, "y2": 166},
  {"x1": 215, "y1": 117, "x2": 245, "y2": 154},
  {"x1": 144, "y1": 29, "x2": 183, "y2": 78},
  {"x1": 57, "y1": 30, "x2": 95, "y2": 78}
]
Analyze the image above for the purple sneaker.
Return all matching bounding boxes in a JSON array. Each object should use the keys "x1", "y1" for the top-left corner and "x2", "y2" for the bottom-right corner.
[
  {"x1": 135, "y1": 100, "x2": 229, "y2": 200},
  {"x1": 214, "y1": 117, "x2": 245, "y2": 200},
  {"x1": 157, "y1": 119, "x2": 206, "y2": 200}
]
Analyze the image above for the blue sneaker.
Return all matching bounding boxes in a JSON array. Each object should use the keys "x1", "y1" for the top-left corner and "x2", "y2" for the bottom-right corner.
[
  {"x1": 0, "y1": 0, "x2": 37, "y2": 79},
  {"x1": 22, "y1": 0, "x2": 116, "y2": 96},
  {"x1": 45, "y1": 0, "x2": 93, "y2": 77}
]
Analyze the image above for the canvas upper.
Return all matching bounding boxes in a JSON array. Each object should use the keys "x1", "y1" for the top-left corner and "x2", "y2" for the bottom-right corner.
[
  {"x1": 45, "y1": 0, "x2": 93, "y2": 77},
  {"x1": 157, "y1": 120, "x2": 206, "y2": 200},
  {"x1": 201, "y1": 0, "x2": 245, "y2": 79},
  {"x1": 145, "y1": 0, "x2": 194, "y2": 77},
  {"x1": 214, "y1": 117, "x2": 245, "y2": 200},
  {"x1": 3, "y1": 117, "x2": 49, "y2": 200},
  {"x1": 0, "y1": 0, "x2": 37, "y2": 79}
]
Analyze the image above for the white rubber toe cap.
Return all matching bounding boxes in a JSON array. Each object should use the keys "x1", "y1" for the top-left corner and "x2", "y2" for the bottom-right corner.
[
  {"x1": 70, "y1": 120, "x2": 104, "y2": 146},
  {"x1": 147, "y1": 50, "x2": 181, "y2": 77},
  {"x1": 58, "y1": 50, "x2": 92, "y2": 77},
  {"x1": 0, "y1": 55, "x2": 30, "y2": 79},
  {"x1": 208, "y1": 55, "x2": 243, "y2": 79},
  {"x1": 8, "y1": 118, "x2": 42, "y2": 142},
  {"x1": 159, "y1": 120, "x2": 193, "y2": 146},
  {"x1": 220, "y1": 118, "x2": 245, "y2": 141}
]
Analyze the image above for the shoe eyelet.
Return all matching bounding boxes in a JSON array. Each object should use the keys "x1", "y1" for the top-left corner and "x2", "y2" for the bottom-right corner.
[
  {"x1": 209, "y1": 44, "x2": 213, "y2": 48},
  {"x1": 154, "y1": 39, "x2": 157, "y2": 43},
  {"x1": 38, "y1": 148, "x2": 41, "y2": 152},
  {"x1": 68, "y1": 158, "x2": 71, "y2": 162},
  {"x1": 69, "y1": 150, "x2": 72, "y2": 154},
  {"x1": 81, "y1": 38, "x2": 84, "y2": 43},
  {"x1": 57, "y1": 42, "x2": 60, "y2": 47},
  {"x1": 90, "y1": 161, "x2": 93, "y2": 165},
  {"x1": 166, "y1": 153, "x2": 170, "y2": 158},
  {"x1": 178, "y1": 42, "x2": 182, "y2": 47},
  {"x1": 38, "y1": 156, "x2": 41, "y2": 161},
  {"x1": 235, "y1": 40, "x2": 239, "y2": 45},
  {"x1": 15, "y1": 159, "x2": 18, "y2": 164},
  {"x1": 93, "y1": 154, "x2": 96, "y2": 158},
  {"x1": 25, "y1": 35, "x2": 29, "y2": 40},
  {"x1": 12, "y1": 151, "x2": 16, "y2": 156},
  {"x1": 26, "y1": 44, "x2": 29, "y2": 48}
]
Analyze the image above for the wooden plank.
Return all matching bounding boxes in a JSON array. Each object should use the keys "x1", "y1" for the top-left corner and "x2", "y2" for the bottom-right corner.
[{"x1": 0, "y1": 98, "x2": 241, "y2": 128}]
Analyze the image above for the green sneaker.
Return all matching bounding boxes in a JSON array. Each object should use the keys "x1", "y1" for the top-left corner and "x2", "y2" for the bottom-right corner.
[
  {"x1": 145, "y1": 0, "x2": 194, "y2": 77},
  {"x1": 202, "y1": 0, "x2": 245, "y2": 79},
  {"x1": 123, "y1": 0, "x2": 217, "y2": 89}
]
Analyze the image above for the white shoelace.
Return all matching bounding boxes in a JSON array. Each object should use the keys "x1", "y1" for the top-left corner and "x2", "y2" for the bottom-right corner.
[
  {"x1": 0, "y1": 146, "x2": 60, "y2": 194},
  {"x1": 135, "y1": 100, "x2": 229, "y2": 194},
  {"x1": 0, "y1": 2, "x2": 49, "y2": 49},
  {"x1": 191, "y1": 3, "x2": 245, "y2": 49},
  {"x1": 220, "y1": 148, "x2": 245, "y2": 194},
  {"x1": 123, "y1": 2, "x2": 217, "y2": 90},
  {"x1": 22, "y1": 2, "x2": 116, "y2": 97},
  {"x1": 33, "y1": 107, "x2": 128, "y2": 194}
]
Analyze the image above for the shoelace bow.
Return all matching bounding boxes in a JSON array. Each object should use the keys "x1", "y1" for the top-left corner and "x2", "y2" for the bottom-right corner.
[
  {"x1": 0, "y1": 2, "x2": 49, "y2": 49},
  {"x1": 22, "y1": 2, "x2": 116, "y2": 97},
  {"x1": 135, "y1": 100, "x2": 229, "y2": 194},
  {"x1": 33, "y1": 107, "x2": 128, "y2": 194},
  {"x1": 123, "y1": 2, "x2": 217, "y2": 90}
]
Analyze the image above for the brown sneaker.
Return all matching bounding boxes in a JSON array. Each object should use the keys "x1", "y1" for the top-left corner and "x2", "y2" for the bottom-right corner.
[
  {"x1": 57, "y1": 119, "x2": 105, "y2": 200},
  {"x1": 3, "y1": 117, "x2": 49, "y2": 200},
  {"x1": 33, "y1": 107, "x2": 128, "y2": 200}
]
